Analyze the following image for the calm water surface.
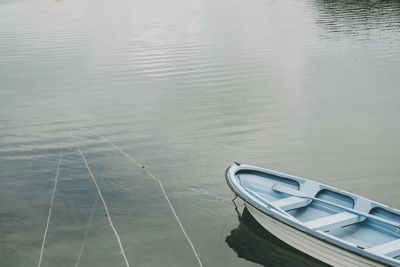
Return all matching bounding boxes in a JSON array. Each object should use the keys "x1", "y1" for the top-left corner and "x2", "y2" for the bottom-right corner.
[{"x1": 1, "y1": 0, "x2": 400, "y2": 266}]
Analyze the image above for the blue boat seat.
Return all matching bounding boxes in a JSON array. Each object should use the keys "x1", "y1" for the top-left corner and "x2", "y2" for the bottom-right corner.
[
  {"x1": 304, "y1": 212, "x2": 363, "y2": 232},
  {"x1": 365, "y1": 239, "x2": 400, "y2": 258},
  {"x1": 271, "y1": 196, "x2": 310, "y2": 211}
]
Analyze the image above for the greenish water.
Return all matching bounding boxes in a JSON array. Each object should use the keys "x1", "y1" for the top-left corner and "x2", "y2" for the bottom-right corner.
[{"x1": 0, "y1": 0, "x2": 400, "y2": 266}]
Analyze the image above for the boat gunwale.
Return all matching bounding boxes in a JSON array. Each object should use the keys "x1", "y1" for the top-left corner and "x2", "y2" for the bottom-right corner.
[{"x1": 225, "y1": 163, "x2": 400, "y2": 267}]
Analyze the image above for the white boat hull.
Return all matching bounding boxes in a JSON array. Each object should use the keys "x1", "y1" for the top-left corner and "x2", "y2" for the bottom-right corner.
[{"x1": 246, "y1": 204, "x2": 386, "y2": 267}]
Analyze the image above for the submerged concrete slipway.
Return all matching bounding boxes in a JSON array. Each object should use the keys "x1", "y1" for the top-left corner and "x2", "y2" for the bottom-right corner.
[{"x1": 1, "y1": 0, "x2": 400, "y2": 266}]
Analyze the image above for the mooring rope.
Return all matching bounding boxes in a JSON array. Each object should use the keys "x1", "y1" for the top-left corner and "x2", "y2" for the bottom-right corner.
[
  {"x1": 74, "y1": 137, "x2": 130, "y2": 267},
  {"x1": 37, "y1": 149, "x2": 63, "y2": 267},
  {"x1": 74, "y1": 154, "x2": 109, "y2": 267},
  {"x1": 99, "y1": 135, "x2": 204, "y2": 267}
]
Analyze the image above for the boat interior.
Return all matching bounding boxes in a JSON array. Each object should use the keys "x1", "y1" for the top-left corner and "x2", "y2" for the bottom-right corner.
[{"x1": 234, "y1": 169, "x2": 400, "y2": 261}]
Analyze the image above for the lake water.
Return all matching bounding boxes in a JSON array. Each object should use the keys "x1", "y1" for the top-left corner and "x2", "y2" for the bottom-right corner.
[{"x1": 1, "y1": 0, "x2": 400, "y2": 266}]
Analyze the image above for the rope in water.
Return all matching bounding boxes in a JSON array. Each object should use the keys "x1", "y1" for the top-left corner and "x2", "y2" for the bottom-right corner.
[
  {"x1": 37, "y1": 149, "x2": 63, "y2": 267},
  {"x1": 99, "y1": 135, "x2": 204, "y2": 267},
  {"x1": 74, "y1": 137, "x2": 130, "y2": 267},
  {"x1": 74, "y1": 154, "x2": 109, "y2": 267}
]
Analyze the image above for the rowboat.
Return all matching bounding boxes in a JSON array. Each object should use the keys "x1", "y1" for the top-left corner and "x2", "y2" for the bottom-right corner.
[{"x1": 225, "y1": 163, "x2": 400, "y2": 267}]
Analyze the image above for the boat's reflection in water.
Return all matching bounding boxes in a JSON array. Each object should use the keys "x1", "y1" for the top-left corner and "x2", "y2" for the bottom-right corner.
[{"x1": 226, "y1": 207, "x2": 329, "y2": 267}]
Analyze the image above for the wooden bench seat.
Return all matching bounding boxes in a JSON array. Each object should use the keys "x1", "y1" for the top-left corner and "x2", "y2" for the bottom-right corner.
[
  {"x1": 304, "y1": 212, "x2": 362, "y2": 232},
  {"x1": 271, "y1": 196, "x2": 310, "y2": 211},
  {"x1": 366, "y1": 239, "x2": 400, "y2": 258}
]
